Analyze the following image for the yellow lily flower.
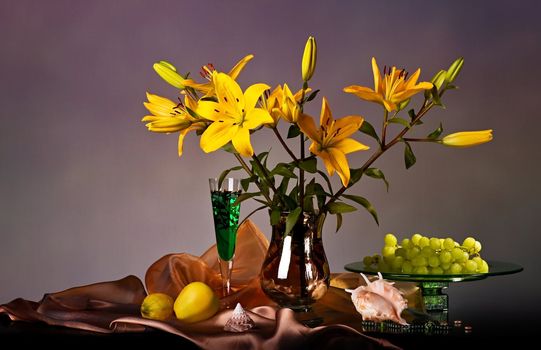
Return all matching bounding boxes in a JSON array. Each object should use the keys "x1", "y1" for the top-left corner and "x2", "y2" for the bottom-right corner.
[
  {"x1": 142, "y1": 92, "x2": 204, "y2": 156},
  {"x1": 441, "y1": 130, "x2": 493, "y2": 147},
  {"x1": 262, "y1": 84, "x2": 307, "y2": 126},
  {"x1": 153, "y1": 55, "x2": 254, "y2": 95},
  {"x1": 344, "y1": 57, "x2": 433, "y2": 112},
  {"x1": 197, "y1": 72, "x2": 273, "y2": 157},
  {"x1": 297, "y1": 97, "x2": 369, "y2": 187}
]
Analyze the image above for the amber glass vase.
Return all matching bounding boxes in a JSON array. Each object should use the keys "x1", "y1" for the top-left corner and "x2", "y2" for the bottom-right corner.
[{"x1": 260, "y1": 212, "x2": 330, "y2": 311}]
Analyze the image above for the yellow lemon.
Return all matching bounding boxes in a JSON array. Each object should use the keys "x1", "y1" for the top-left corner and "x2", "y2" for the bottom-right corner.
[
  {"x1": 174, "y1": 282, "x2": 220, "y2": 323},
  {"x1": 140, "y1": 293, "x2": 174, "y2": 321}
]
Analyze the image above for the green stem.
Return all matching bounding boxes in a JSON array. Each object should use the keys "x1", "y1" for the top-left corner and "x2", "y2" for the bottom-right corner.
[
  {"x1": 234, "y1": 153, "x2": 273, "y2": 205},
  {"x1": 325, "y1": 100, "x2": 435, "y2": 207},
  {"x1": 298, "y1": 82, "x2": 308, "y2": 211},
  {"x1": 381, "y1": 109, "x2": 389, "y2": 146},
  {"x1": 272, "y1": 127, "x2": 298, "y2": 162}
]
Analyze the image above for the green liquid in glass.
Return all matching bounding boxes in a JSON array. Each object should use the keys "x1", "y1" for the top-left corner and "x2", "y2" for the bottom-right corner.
[{"x1": 211, "y1": 190, "x2": 241, "y2": 261}]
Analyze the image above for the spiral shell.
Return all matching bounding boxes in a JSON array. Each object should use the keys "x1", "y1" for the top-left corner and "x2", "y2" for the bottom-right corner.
[
  {"x1": 346, "y1": 272, "x2": 408, "y2": 325},
  {"x1": 224, "y1": 303, "x2": 255, "y2": 332}
]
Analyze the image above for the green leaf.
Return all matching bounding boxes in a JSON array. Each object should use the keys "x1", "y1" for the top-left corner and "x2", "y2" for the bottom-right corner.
[
  {"x1": 250, "y1": 159, "x2": 268, "y2": 179},
  {"x1": 431, "y1": 69, "x2": 447, "y2": 90},
  {"x1": 288, "y1": 185, "x2": 299, "y2": 203},
  {"x1": 431, "y1": 86, "x2": 445, "y2": 108},
  {"x1": 364, "y1": 167, "x2": 389, "y2": 192},
  {"x1": 270, "y1": 208, "x2": 282, "y2": 226},
  {"x1": 277, "y1": 176, "x2": 291, "y2": 195},
  {"x1": 359, "y1": 120, "x2": 380, "y2": 144},
  {"x1": 240, "y1": 177, "x2": 254, "y2": 192},
  {"x1": 313, "y1": 183, "x2": 328, "y2": 210},
  {"x1": 270, "y1": 163, "x2": 297, "y2": 178},
  {"x1": 287, "y1": 124, "x2": 301, "y2": 138},
  {"x1": 285, "y1": 207, "x2": 302, "y2": 236},
  {"x1": 317, "y1": 170, "x2": 334, "y2": 195},
  {"x1": 427, "y1": 123, "x2": 443, "y2": 140},
  {"x1": 349, "y1": 168, "x2": 364, "y2": 185},
  {"x1": 282, "y1": 195, "x2": 297, "y2": 210},
  {"x1": 299, "y1": 158, "x2": 317, "y2": 173},
  {"x1": 327, "y1": 202, "x2": 357, "y2": 214},
  {"x1": 408, "y1": 109, "x2": 416, "y2": 121},
  {"x1": 342, "y1": 194, "x2": 379, "y2": 225},
  {"x1": 388, "y1": 117, "x2": 411, "y2": 128},
  {"x1": 335, "y1": 213, "x2": 343, "y2": 233},
  {"x1": 404, "y1": 141, "x2": 417, "y2": 169},
  {"x1": 257, "y1": 151, "x2": 269, "y2": 163},
  {"x1": 232, "y1": 192, "x2": 261, "y2": 206},
  {"x1": 218, "y1": 166, "x2": 243, "y2": 188},
  {"x1": 305, "y1": 89, "x2": 320, "y2": 102},
  {"x1": 220, "y1": 141, "x2": 238, "y2": 154}
]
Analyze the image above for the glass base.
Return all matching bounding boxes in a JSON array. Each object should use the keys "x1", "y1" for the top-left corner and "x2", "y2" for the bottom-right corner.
[
  {"x1": 420, "y1": 282, "x2": 449, "y2": 323},
  {"x1": 291, "y1": 306, "x2": 324, "y2": 328}
]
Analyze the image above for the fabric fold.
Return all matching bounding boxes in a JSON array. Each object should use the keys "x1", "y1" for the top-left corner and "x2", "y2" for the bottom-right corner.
[{"x1": 0, "y1": 220, "x2": 409, "y2": 349}]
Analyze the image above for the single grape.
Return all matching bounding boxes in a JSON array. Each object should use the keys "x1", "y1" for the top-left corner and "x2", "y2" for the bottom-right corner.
[
  {"x1": 414, "y1": 266, "x2": 429, "y2": 275},
  {"x1": 430, "y1": 237, "x2": 441, "y2": 250},
  {"x1": 384, "y1": 233, "x2": 398, "y2": 247},
  {"x1": 402, "y1": 261, "x2": 413, "y2": 273},
  {"x1": 472, "y1": 256, "x2": 483, "y2": 266},
  {"x1": 474, "y1": 240, "x2": 482, "y2": 253},
  {"x1": 439, "y1": 251, "x2": 453, "y2": 264},
  {"x1": 363, "y1": 256, "x2": 373, "y2": 267},
  {"x1": 461, "y1": 251, "x2": 470, "y2": 262},
  {"x1": 395, "y1": 247, "x2": 406, "y2": 258},
  {"x1": 452, "y1": 247, "x2": 465, "y2": 261},
  {"x1": 391, "y1": 256, "x2": 404, "y2": 270},
  {"x1": 418, "y1": 236, "x2": 430, "y2": 248},
  {"x1": 401, "y1": 238, "x2": 411, "y2": 249},
  {"x1": 382, "y1": 246, "x2": 396, "y2": 258},
  {"x1": 428, "y1": 255, "x2": 440, "y2": 267},
  {"x1": 450, "y1": 262, "x2": 463, "y2": 274},
  {"x1": 411, "y1": 233, "x2": 422, "y2": 246},
  {"x1": 421, "y1": 247, "x2": 435, "y2": 258},
  {"x1": 406, "y1": 247, "x2": 420, "y2": 259},
  {"x1": 478, "y1": 259, "x2": 489, "y2": 273},
  {"x1": 441, "y1": 262, "x2": 451, "y2": 271},
  {"x1": 412, "y1": 256, "x2": 427, "y2": 267},
  {"x1": 430, "y1": 267, "x2": 444, "y2": 275},
  {"x1": 465, "y1": 260, "x2": 478, "y2": 272},
  {"x1": 443, "y1": 238, "x2": 455, "y2": 250},
  {"x1": 462, "y1": 237, "x2": 476, "y2": 249}
]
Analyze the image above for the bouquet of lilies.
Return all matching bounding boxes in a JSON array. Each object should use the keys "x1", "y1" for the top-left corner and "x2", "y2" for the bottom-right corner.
[{"x1": 141, "y1": 36, "x2": 492, "y2": 234}]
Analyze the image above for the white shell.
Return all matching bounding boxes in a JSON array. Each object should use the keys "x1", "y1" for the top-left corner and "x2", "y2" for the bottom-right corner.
[
  {"x1": 224, "y1": 303, "x2": 255, "y2": 332},
  {"x1": 346, "y1": 272, "x2": 408, "y2": 325}
]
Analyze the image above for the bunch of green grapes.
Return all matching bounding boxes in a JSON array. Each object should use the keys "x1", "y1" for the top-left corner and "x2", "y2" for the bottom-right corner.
[{"x1": 363, "y1": 233, "x2": 489, "y2": 275}]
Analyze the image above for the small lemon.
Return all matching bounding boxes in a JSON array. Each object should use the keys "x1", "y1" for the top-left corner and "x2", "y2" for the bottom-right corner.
[
  {"x1": 174, "y1": 282, "x2": 219, "y2": 323},
  {"x1": 140, "y1": 293, "x2": 174, "y2": 321}
]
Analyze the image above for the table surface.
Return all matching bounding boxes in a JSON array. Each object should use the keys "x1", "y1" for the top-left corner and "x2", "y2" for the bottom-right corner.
[{"x1": 1, "y1": 310, "x2": 537, "y2": 349}]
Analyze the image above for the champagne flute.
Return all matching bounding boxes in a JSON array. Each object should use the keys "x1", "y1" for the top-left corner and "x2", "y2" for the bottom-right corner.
[{"x1": 208, "y1": 178, "x2": 242, "y2": 299}]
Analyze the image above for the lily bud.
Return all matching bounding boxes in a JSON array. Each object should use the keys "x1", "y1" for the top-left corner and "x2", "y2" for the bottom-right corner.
[
  {"x1": 445, "y1": 57, "x2": 464, "y2": 84},
  {"x1": 441, "y1": 129, "x2": 493, "y2": 147},
  {"x1": 153, "y1": 61, "x2": 186, "y2": 89},
  {"x1": 431, "y1": 69, "x2": 447, "y2": 90},
  {"x1": 301, "y1": 36, "x2": 317, "y2": 82}
]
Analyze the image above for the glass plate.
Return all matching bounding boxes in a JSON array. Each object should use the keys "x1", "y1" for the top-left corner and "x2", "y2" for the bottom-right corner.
[{"x1": 344, "y1": 259, "x2": 523, "y2": 283}]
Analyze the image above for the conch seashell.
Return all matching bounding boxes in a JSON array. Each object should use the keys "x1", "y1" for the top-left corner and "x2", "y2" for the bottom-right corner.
[
  {"x1": 346, "y1": 272, "x2": 408, "y2": 325},
  {"x1": 224, "y1": 303, "x2": 255, "y2": 332}
]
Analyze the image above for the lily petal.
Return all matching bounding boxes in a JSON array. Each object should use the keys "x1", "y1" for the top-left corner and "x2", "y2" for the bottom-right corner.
[
  {"x1": 327, "y1": 148, "x2": 351, "y2": 187},
  {"x1": 333, "y1": 138, "x2": 370, "y2": 154},
  {"x1": 231, "y1": 127, "x2": 254, "y2": 156},
  {"x1": 313, "y1": 147, "x2": 335, "y2": 176},
  {"x1": 244, "y1": 83, "x2": 270, "y2": 111},
  {"x1": 343, "y1": 86, "x2": 383, "y2": 104},
  {"x1": 332, "y1": 116, "x2": 365, "y2": 142},
  {"x1": 214, "y1": 72, "x2": 245, "y2": 113},
  {"x1": 320, "y1": 97, "x2": 332, "y2": 127},
  {"x1": 200, "y1": 121, "x2": 238, "y2": 153},
  {"x1": 228, "y1": 54, "x2": 254, "y2": 80},
  {"x1": 297, "y1": 113, "x2": 320, "y2": 142},
  {"x1": 371, "y1": 57, "x2": 381, "y2": 93},
  {"x1": 243, "y1": 108, "x2": 273, "y2": 129},
  {"x1": 197, "y1": 100, "x2": 222, "y2": 121}
]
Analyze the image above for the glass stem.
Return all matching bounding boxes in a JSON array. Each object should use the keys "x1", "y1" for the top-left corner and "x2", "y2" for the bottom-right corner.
[{"x1": 218, "y1": 258, "x2": 234, "y2": 297}]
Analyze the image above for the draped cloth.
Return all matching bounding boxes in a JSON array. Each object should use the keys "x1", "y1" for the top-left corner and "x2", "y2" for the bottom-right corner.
[{"x1": 0, "y1": 220, "x2": 415, "y2": 349}]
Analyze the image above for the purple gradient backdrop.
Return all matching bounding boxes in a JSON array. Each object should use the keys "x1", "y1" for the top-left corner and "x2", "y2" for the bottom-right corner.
[{"x1": 1, "y1": 0, "x2": 540, "y2": 326}]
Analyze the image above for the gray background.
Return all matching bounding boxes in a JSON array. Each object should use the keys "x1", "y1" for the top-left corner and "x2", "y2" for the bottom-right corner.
[{"x1": 1, "y1": 0, "x2": 540, "y2": 326}]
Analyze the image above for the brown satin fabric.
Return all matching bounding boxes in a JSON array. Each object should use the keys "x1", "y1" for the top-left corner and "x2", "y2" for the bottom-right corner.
[{"x1": 0, "y1": 220, "x2": 416, "y2": 349}]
